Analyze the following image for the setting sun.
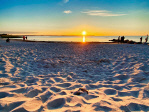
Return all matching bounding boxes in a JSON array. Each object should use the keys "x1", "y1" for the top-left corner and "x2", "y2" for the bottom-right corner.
[{"x1": 82, "y1": 31, "x2": 86, "y2": 35}]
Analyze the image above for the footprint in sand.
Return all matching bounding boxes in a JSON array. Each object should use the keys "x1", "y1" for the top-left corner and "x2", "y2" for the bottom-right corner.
[
  {"x1": 53, "y1": 77, "x2": 63, "y2": 82},
  {"x1": 0, "y1": 92, "x2": 9, "y2": 98},
  {"x1": 25, "y1": 89, "x2": 42, "y2": 98},
  {"x1": 66, "y1": 75, "x2": 72, "y2": 81},
  {"x1": 22, "y1": 99, "x2": 42, "y2": 111},
  {"x1": 59, "y1": 91, "x2": 67, "y2": 95},
  {"x1": 87, "y1": 84, "x2": 99, "y2": 89},
  {"x1": 114, "y1": 74, "x2": 129, "y2": 80},
  {"x1": 39, "y1": 91, "x2": 53, "y2": 103},
  {"x1": 56, "y1": 83, "x2": 71, "y2": 88},
  {"x1": 120, "y1": 103, "x2": 149, "y2": 111},
  {"x1": 47, "y1": 98, "x2": 65, "y2": 109},
  {"x1": 3, "y1": 101, "x2": 25, "y2": 112},
  {"x1": 84, "y1": 95, "x2": 99, "y2": 100},
  {"x1": 26, "y1": 77, "x2": 39, "y2": 84},
  {"x1": 112, "y1": 85, "x2": 123, "y2": 90},
  {"x1": 93, "y1": 102, "x2": 112, "y2": 111},
  {"x1": 111, "y1": 97, "x2": 122, "y2": 101},
  {"x1": 142, "y1": 86, "x2": 149, "y2": 98},
  {"x1": 0, "y1": 78, "x2": 10, "y2": 85},
  {"x1": 0, "y1": 59, "x2": 6, "y2": 73},
  {"x1": 117, "y1": 91, "x2": 131, "y2": 97},
  {"x1": 0, "y1": 73, "x2": 9, "y2": 78},
  {"x1": 50, "y1": 87, "x2": 61, "y2": 92},
  {"x1": 11, "y1": 87, "x2": 27, "y2": 93},
  {"x1": 104, "y1": 89, "x2": 117, "y2": 95},
  {"x1": 0, "y1": 104, "x2": 3, "y2": 110},
  {"x1": 11, "y1": 107, "x2": 29, "y2": 112},
  {"x1": 130, "y1": 90, "x2": 139, "y2": 98}
]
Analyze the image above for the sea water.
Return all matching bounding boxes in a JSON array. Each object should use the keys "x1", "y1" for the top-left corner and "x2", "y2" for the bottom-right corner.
[{"x1": 12, "y1": 36, "x2": 145, "y2": 42}]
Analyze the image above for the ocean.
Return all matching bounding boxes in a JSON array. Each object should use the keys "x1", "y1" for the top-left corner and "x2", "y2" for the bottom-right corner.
[{"x1": 12, "y1": 36, "x2": 146, "y2": 42}]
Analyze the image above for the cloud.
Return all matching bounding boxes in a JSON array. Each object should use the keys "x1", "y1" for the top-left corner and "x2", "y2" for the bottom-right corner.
[
  {"x1": 82, "y1": 10, "x2": 126, "y2": 17},
  {"x1": 63, "y1": 0, "x2": 69, "y2": 3},
  {"x1": 63, "y1": 10, "x2": 72, "y2": 14}
]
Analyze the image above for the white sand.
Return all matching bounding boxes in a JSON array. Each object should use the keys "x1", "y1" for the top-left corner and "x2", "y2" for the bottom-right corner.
[{"x1": 0, "y1": 39, "x2": 149, "y2": 112}]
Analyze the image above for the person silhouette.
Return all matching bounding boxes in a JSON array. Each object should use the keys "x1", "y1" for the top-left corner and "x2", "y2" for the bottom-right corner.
[
  {"x1": 145, "y1": 34, "x2": 148, "y2": 43},
  {"x1": 23, "y1": 36, "x2": 25, "y2": 41},
  {"x1": 6, "y1": 38, "x2": 10, "y2": 42},
  {"x1": 140, "y1": 37, "x2": 142, "y2": 43},
  {"x1": 118, "y1": 36, "x2": 120, "y2": 43},
  {"x1": 121, "y1": 36, "x2": 125, "y2": 43}
]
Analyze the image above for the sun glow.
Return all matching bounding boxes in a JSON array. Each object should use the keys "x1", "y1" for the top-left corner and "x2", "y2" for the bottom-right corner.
[{"x1": 82, "y1": 31, "x2": 86, "y2": 35}]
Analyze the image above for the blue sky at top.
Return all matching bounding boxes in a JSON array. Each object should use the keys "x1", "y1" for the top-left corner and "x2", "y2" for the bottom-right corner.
[{"x1": 0, "y1": 0, "x2": 149, "y2": 35}]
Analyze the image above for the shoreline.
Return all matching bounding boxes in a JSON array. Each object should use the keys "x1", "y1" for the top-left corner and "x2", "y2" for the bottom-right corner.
[
  {"x1": 1, "y1": 38, "x2": 126, "y2": 44},
  {"x1": 6, "y1": 38, "x2": 117, "y2": 44},
  {"x1": 1, "y1": 37, "x2": 148, "y2": 45}
]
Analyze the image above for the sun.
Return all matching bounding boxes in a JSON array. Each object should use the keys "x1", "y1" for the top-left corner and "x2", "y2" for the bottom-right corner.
[{"x1": 82, "y1": 31, "x2": 86, "y2": 35}]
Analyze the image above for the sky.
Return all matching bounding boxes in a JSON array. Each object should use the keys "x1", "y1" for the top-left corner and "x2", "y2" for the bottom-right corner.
[{"x1": 0, "y1": 0, "x2": 149, "y2": 36}]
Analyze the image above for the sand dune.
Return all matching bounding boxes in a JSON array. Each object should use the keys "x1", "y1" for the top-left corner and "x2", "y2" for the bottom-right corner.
[{"x1": 0, "y1": 39, "x2": 149, "y2": 112}]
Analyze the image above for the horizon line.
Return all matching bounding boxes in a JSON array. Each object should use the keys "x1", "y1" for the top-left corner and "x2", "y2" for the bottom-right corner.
[{"x1": 0, "y1": 33, "x2": 147, "y2": 37}]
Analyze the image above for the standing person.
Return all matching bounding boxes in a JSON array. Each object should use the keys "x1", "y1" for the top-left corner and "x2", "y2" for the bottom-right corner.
[
  {"x1": 26, "y1": 36, "x2": 27, "y2": 40},
  {"x1": 145, "y1": 34, "x2": 148, "y2": 43},
  {"x1": 140, "y1": 37, "x2": 142, "y2": 43},
  {"x1": 23, "y1": 36, "x2": 25, "y2": 41},
  {"x1": 118, "y1": 36, "x2": 120, "y2": 43},
  {"x1": 121, "y1": 36, "x2": 125, "y2": 43},
  {"x1": 121, "y1": 36, "x2": 123, "y2": 43}
]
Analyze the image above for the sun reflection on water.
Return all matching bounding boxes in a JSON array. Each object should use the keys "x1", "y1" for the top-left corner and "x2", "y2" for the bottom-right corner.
[
  {"x1": 82, "y1": 31, "x2": 86, "y2": 43},
  {"x1": 83, "y1": 36, "x2": 85, "y2": 42}
]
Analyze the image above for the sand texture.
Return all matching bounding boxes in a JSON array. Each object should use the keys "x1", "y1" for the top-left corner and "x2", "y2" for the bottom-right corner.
[{"x1": 0, "y1": 39, "x2": 149, "y2": 112}]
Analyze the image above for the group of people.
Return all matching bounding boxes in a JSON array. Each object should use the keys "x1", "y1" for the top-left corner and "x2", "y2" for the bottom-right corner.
[
  {"x1": 117, "y1": 35, "x2": 148, "y2": 44},
  {"x1": 118, "y1": 36, "x2": 125, "y2": 43},
  {"x1": 23, "y1": 36, "x2": 27, "y2": 41},
  {"x1": 140, "y1": 34, "x2": 148, "y2": 43}
]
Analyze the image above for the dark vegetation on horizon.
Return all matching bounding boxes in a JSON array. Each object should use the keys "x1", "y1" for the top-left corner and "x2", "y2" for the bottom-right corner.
[{"x1": 0, "y1": 34, "x2": 22, "y2": 38}]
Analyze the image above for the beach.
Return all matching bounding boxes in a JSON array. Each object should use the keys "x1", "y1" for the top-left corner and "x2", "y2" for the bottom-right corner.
[{"x1": 0, "y1": 39, "x2": 149, "y2": 112}]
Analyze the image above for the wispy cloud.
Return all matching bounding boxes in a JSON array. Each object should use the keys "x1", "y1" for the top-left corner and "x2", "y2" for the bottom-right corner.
[
  {"x1": 63, "y1": 10, "x2": 72, "y2": 14},
  {"x1": 0, "y1": 31, "x2": 37, "y2": 34},
  {"x1": 63, "y1": 0, "x2": 69, "y2": 3},
  {"x1": 82, "y1": 10, "x2": 126, "y2": 17}
]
